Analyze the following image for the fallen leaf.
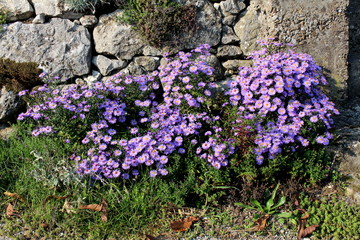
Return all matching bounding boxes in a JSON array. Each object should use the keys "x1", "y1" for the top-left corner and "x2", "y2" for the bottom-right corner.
[
  {"x1": 252, "y1": 214, "x2": 270, "y2": 231},
  {"x1": 294, "y1": 199, "x2": 299, "y2": 207},
  {"x1": 301, "y1": 212, "x2": 309, "y2": 220},
  {"x1": 302, "y1": 225, "x2": 320, "y2": 237},
  {"x1": 79, "y1": 199, "x2": 108, "y2": 222},
  {"x1": 6, "y1": 203, "x2": 15, "y2": 217},
  {"x1": 100, "y1": 199, "x2": 108, "y2": 222},
  {"x1": 4, "y1": 191, "x2": 26, "y2": 203},
  {"x1": 43, "y1": 195, "x2": 71, "y2": 206},
  {"x1": 40, "y1": 223, "x2": 48, "y2": 228},
  {"x1": 170, "y1": 216, "x2": 199, "y2": 232},
  {"x1": 78, "y1": 204, "x2": 102, "y2": 211},
  {"x1": 297, "y1": 212, "x2": 320, "y2": 240}
]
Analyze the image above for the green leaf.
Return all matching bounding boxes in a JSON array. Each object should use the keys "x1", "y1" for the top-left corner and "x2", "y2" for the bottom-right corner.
[
  {"x1": 234, "y1": 202, "x2": 251, "y2": 209},
  {"x1": 234, "y1": 202, "x2": 258, "y2": 211},
  {"x1": 250, "y1": 199, "x2": 264, "y2": 212},
  {"x1": 265, "y1": 198, "x2": 274, "y2": 213},
  {"x1": 274, "y1": 212, "x2": 292, "y2": 218},
  {"x1": 272, "y1": 196, "x2": 286, "y2": 209},
  {"x1": 271, "y1": 183, "x2": 280, "y2": 201}
]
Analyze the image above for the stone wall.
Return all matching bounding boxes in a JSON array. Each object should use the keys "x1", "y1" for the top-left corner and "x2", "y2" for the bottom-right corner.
[{"x1": 0, "y1": 0, "x2": 358, "y2": 103}]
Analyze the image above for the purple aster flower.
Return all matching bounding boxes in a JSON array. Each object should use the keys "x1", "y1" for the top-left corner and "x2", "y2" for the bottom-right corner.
[
  {"x1": 112, "y1": 170, "x2": 121, "y2": 178},
  {"x1": 122, "y1": 173, "x2": 130, "y2": 179},
  {"x1": 99, "y1": 143, "x2": 107, "y2": 150},
  {"x1": 130, "y1": 128, "x2": 138, "y2": 134},
  {"x1": 159, "y1": 156, "x2": 168, "y2": 164},
  {"x1": 189, "y1": 65, "x2": 198, "y2": 73},
  {"x1": 256, "y1": 155, "x2": 264, "y2": 165},
  {"x1": 204, "y1": 90, "x2": 211, "y2": 96},
  {"x1": 158, "y1": 168, "x2": 169, "y2": 176},
  {"x1": 149, "y1": 170, "x2": 158, "y2": 177},
  {"x1": 310, "y1": 115, "x2": 318, "y2": 123},
  {"x1": 178, "y1": 148, "x2": 185, "y2": 154}
]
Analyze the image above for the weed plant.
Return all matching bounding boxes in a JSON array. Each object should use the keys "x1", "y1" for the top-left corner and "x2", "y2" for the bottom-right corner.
[
  {"x1": 0, "y1": 58, "x2": 43, "y2": 92},
  {"x1": 298, "y1": 194, "x2": 360, "y2": 239},
  {"x1": 64, "y1": 0, "x2": 116, "y2": 13},
  {"x1": 0, "y1": 8, "x2": 7, "y2": 31},
  {"x1": 118, "y1": 0, "x2": 197, "y2": 47}
]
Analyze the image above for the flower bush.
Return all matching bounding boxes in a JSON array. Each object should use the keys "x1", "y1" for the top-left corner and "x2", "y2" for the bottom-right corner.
[
  {"x1": 223, "y1": 39, "x2": 339, "y2": 165},
  {"x1": 18, "y1": 40, "x2": 339, "y2": 182}
]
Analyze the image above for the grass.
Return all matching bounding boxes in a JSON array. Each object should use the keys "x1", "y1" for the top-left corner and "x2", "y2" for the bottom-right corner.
[{"x1": 0, "y1": 122, "x2": 359, "y2": 239}]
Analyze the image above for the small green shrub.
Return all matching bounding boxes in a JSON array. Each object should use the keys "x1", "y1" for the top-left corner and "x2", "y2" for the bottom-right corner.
[
  {"x1": 298, "y1": 194, "x2": 360, "y2": 239},
  {"x1": 64, "y1": 0, "x2": 115, "y2": 13},
  {"x1": 0, "y1": 8, "x2": 8, "y2": 31},
  {"x1": 0, "y1": 58, "x2": 43, "y2": 92},
  {"x1": 118, "y1": 0, "x2": 197, "y2": 47}
]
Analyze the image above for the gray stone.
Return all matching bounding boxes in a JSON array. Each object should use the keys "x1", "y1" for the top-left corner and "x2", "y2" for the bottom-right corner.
[
  {"x1": 0, "y1": 18, "x2": 92, "y2": 79},
  {"x1": 0, "y1": 87, "x2": 24, "y2": 123},
  {"x1": 31, "y1": 0, "x2": 83, "y2": 19},
  {"x1": 216, "y1": 45, "x2": 242, "y2": 58},
  {"x1": 121, "y1": 56, "x2": 160, "y2": 76},
  {"x1": 32, "y1": 13, "x2": 46, "y2": 24},
  {"x1": 222, "y1": 14, "x2": 237, "y2": 26},
  {"x1": 93, "y1": 10, "x2": 145, "y2": 61},
  {"x1": 0, "y1": 0, "x2": 34, "y2": 21},
  {"x1": 83, "y1": 70, "x2": 102, "y2": 86},
  {"x1": 198, "y1": 54, "x2": 224, "y2": 79},
  {"x1": 134, "y1": 56, "x2": 160, "y2": 72},
  {"x1": 234, "y1": 9, "x2": 262, "y2": 56},
  {"x1": 142, "y1": 46, "x2": 163, "y2": 56},
  {"x1": 80, "y1": 15, "x2": 98, "y2": 27},
  {"x1": 221, "y1": 25, "x2": 239, "y2": 44},
  {"x1": 330, "y1": 127, "x2": 360, "y2": 203},
  {"x1": 219, "y1": 0, "x2": 246, "y2": 15},
  {"x1": 222, "y1": 59, "x2": 252, "y2": 75},
  {"x1": 92, "y1": 55, "x2": 127, "y2": 76}
]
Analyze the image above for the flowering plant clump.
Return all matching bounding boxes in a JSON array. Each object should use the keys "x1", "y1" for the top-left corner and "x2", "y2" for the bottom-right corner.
[
  {"x1": 18, "y1": 40, "x2": 339, "y2": 181},
  {"x1": 224, "y1": 38, "x2": 339, "y2": 165},
  {"x1": 19, "y1": 44, "x2": 235, "y2": 180}
]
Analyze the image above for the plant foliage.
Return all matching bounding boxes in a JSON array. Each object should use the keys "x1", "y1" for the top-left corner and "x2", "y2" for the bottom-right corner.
[
  {"x1": 0, "y1": 58, "x2": 43, "y2": 92},
  {"x1": 118, "y1": 0, "x2": 197, "y2": 47}
]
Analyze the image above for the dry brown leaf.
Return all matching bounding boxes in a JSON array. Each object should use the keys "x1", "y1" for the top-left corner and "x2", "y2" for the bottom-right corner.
[
  {"x1": 301, "y1": 212, "x2": 309, "y2": 220},
  {"x1": 43, "y1": 195, "x2": 71, "y2": 206},
  {"x1": 79, "y1": 199, "x2": 108, "y2": 222},
  {"x1": 40, "y1": 223, "x2": 48, "y2": 228},
  {"x1": 78, "y1": 204, "x2": 102, "y2": 211},
  {"x1": 6, "y1": 203, "x2": 15, "y2": 217},
  {"x1": 252, "y1": 214, "x2": 270, "y2": 231},
  {"x1": 170, "y1": 216, "x2": 199, "y2": 232},
  {"x1": 302, "y1": 225, "x2": 320, "y2": 237},
  {"x1": 294, "y1": 199, "x2": 300, "y2": 207},
  {"x1": 297, "y1": 212, "x2": 319, "y2": 240},
  {"x1": 4, "y1": 191, "x2": 26, "y2": 203},
  {"x1": 100, "y1": 199, "x2": 108, "y2": 222}
]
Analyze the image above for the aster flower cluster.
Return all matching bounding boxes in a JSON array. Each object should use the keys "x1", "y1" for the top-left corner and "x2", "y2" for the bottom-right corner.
[
  {"x1": 224, "y1": 39, "x2": 339, "y2": 164},
  {"x1": 19, "y1": 44, "x2": 234, "y2": 179},
  {"x1": 18, "y1": 41, "x2": 339, "y2": 179}
]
